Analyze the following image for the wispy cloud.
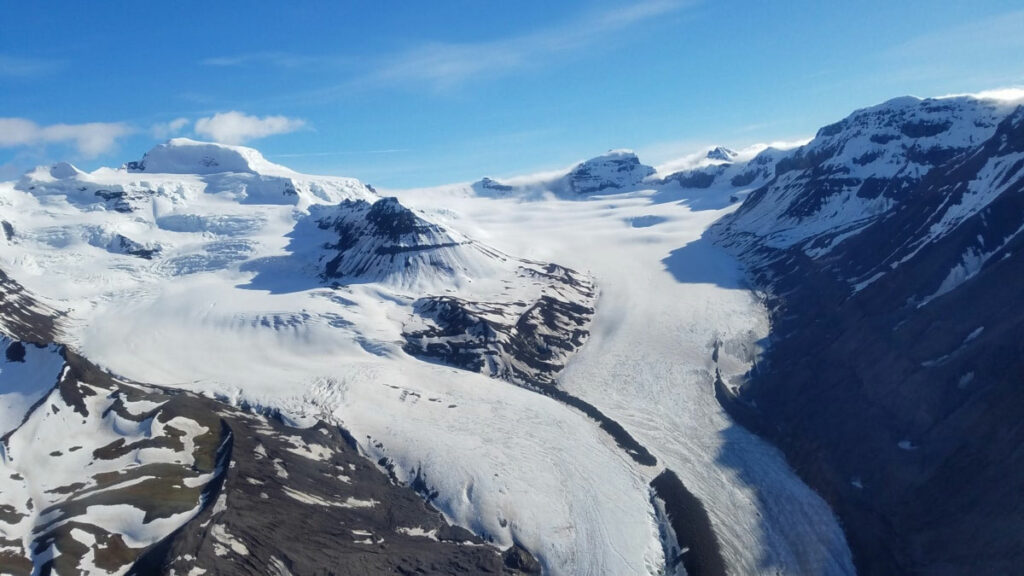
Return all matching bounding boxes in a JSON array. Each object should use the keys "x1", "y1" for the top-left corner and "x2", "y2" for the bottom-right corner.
[
  {"x1": 368, "y1": 0, "x2": 688, "y2": 90},
  {"x1": 0, "y1": 54, "x2": 62, "y2": 78},
  {"x1": 885, "y1": 9, "x2": 1024, "y2": 86},
  {"x1": 193, "y1": 111, "x2": 306, "y2": 144},
  {"x1": 200, "y1": 51, "x2": 349, "y2": 69},
  {"x1": 644, "y1": 137, "x2": 811, "y2": 176},
  {"x1": 0, "y1": 118, "x2": 133, "y2": 157},
  {"x1": 150, "y1": 117, "x2": 191, "y2": 140},
  {"x1": 272, "y1": 149, "x2": 411, "y2": 158},
  {"x1": 211, "y1": 0, "x2": 691, "y2": 101}
]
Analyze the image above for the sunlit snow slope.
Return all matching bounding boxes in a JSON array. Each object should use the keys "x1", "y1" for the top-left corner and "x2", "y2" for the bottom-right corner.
[
  {"x1": 0, "y1": 140, "x2": 663, "y2": 575},
  {"x1": 0, "y1": 133, "x2": 868, "y2": 575}
]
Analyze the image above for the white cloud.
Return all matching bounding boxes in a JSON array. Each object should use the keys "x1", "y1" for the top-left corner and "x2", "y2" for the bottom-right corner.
[
  {"x1": 150, "y1": 117, "x2": 191, "y2": 139},
  {"x1": 939, "y1": 87, "x2": 1024, "y2": 103},
  {"x1": 0, "y1": 119, "x2": 39, "y2": 147},
  {"x1": 0, "y1": 118, "x2": 133, "y2": 157},
  {"x1": 193, "y1": 111, "x2": 306, "y2": 144}
]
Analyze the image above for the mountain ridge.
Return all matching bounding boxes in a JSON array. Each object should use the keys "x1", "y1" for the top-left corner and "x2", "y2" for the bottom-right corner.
[{"x1": 708, "y1": 96, "x2": 1024, "y2": 576}]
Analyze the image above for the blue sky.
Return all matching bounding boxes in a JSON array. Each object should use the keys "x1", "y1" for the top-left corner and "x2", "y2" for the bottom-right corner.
[{"x1": 2, "y1": 0, "x2": 1023, "y2": 187}]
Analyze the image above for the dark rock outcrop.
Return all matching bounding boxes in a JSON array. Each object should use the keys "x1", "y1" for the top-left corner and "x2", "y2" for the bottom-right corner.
[
  {"x1": 94, "y1": 189, "x2": 150, "y2": 213},
  {"x1": 404, "y1": 264, "x2": 595, "y2": 389},
  {"x1": 109, "y1": 234, "x2": 160, "y2": 259},
  {"x1": 306, "y1": 197, "x2": 482, "y2": 285},
  {"x1": 651, "y1": 469, "x2": 727, "y2": 576},
  {"x1": 134, "y1": 401, "x2": 535, "y2": 576},
  {"x1": 402, "y1": 262, "x2": 658, "y2": 467}
]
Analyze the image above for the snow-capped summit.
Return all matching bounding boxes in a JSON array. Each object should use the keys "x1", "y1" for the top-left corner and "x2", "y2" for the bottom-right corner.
[
  {"x1": 717, "y1": 94, "x2": 1019, "y2": 255},
  {"x1": 705, "y1": 146, "x2": 737, "y2": 162},
  {"x1": 476, "y1": 176, "x2": 513, "y2": 193},
  {"x1": 15, "y1": 139, "x2": 375, "y2": 213},
  {"x1": 48, "y1": 161, "x2": 83, "y2": 179},
  {"x1": 564, "y1": 149, "x2": 655, "y2": 194},
  {"x1": 294, "y1": 196, "x2": 511, "y2": 291},
  {"x1": 126, "y1": 137, "x2": 292, "y2": 176},
  {"x1": 18, "y1": 161, "x2": 85, "y2": 184},
  {"x1": 469, "y1": 150, "x2": 656, "y2": 198}
]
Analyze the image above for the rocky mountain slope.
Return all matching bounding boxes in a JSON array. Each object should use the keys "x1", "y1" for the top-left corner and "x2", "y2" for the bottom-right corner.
[
  {"x1": 0, "y1": 340, "x2": 538, "y2": 576},
  {"x1": 293, "y1": 196, "x2": 511, "y2": 291},
  {"x1": 710, "y1": 94, "x2": 1024, "y2": 575},
  {"x1": 402, "y1": 263, "x2": 596, "y2": 390},
  {"x1": 0, "y1": 216, "x2": 541, "y2": 576}
]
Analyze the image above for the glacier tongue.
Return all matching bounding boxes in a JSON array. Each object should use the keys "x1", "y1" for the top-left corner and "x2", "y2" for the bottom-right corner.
[{"x1": 393, "y1": 187, "x2": 856, "y2": 575}]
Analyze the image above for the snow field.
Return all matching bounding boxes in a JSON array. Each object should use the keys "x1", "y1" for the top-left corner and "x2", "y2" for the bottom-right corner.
[{"x1": 0, "y1": 139, "x2": 859, "y2": 574}]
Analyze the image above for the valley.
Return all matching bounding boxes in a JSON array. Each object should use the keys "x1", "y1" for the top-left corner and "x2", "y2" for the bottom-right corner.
[{"x1": 0, "y1": 90, "x2": 1021, "y2": 575}]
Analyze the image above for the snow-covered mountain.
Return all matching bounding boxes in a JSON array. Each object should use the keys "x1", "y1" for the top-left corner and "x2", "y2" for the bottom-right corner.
[
  {"x1": 21, "y1": 138, "x2": 375, "y2": 213},
  {"x1": 0, "y1": 139, "x2": 658, "y2": 575},
  {"x1": 420, "y1": 91, "x2": 1024, "y2": 576},
  {"x1": 1, "y1": 91, "x2": 1021, "y2": 576},
  {"x1": 299, "y1": 196, "x2": 509, "y2": 290},
  {"x1": 704, "y1": 146, "x2": 738, "y2": 163},
  {"x1": 475, "y1": 149, "x2": 657, "y2": 197},
  {"x1": 715, "y1": 95, "x2": 1016, "y2": 255},
  {"x1": 708, "y1": 93, "x2": 1024, "y2": 576},
  {"x1": 0, "y1": 347, "x2": 229, "y2": 575},
  {"x1": 471, "y1": 143, "x2": 785, "y2": 210},
  {"x1": 561, "y1": 150, "x2": 656, "y2": 194}
]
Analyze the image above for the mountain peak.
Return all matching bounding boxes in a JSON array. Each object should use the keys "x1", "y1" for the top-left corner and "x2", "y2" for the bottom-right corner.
[
  {"x1": 302, "y1": 196, "x2": 507, "y2": 290},
  {"x1": 126, "y1": 138, "x2": 291, "y2": 176},
  {"x1": 706, "y1": 146, "x2": 737, "y2": 162},
  {"x1": 566, "y1": 150, "x2": 655, "y2": 194},
  {"x1": 20, "y1": 161, "x2": 84, "y2": 182},
  {"x1": 48, "y1": 161, "x2": 82, "y2": 179}
]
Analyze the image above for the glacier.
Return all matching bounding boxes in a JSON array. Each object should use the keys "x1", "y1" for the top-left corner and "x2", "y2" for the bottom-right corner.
[{"x1": 0, "y1": 136, "x2": 859, "y2": 574}]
